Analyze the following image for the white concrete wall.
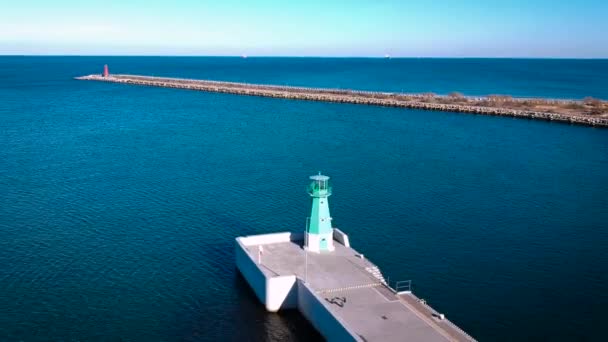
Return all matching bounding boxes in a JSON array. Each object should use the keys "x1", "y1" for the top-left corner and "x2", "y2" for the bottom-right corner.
[
  {"x1": 297, "y1": 280, "x2": 360, "y2": 342},
  {"x1": 235, "y1": 239, "x2": 267, "y2": 306},
  {"x1": 333, "y1": 228, "x2": 350, "y2": 247},
  {"x1": 266, "y1": 275, "x2": 298, "y2": 311},
  {"x1": 238, "y1": 231, "x2": 304, "y2": 246}
]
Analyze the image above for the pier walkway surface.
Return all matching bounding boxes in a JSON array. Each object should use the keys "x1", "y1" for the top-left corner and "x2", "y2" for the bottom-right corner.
[
  {"x1": 76, "y1": 74, "x2": 608, "y2": 127},
  {"x1": 240, "y1": 237, "x2": 475, "y2": 342}
]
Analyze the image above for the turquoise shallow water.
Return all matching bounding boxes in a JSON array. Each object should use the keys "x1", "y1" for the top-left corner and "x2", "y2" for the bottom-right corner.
[{"x1": 1, "y1": 57, "x2": 608, "y2": 341}]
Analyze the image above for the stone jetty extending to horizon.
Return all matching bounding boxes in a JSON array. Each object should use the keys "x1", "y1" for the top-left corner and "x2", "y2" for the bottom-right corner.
[{"x1": 76, "y1": 74, "x2": 608, "y2": 128}]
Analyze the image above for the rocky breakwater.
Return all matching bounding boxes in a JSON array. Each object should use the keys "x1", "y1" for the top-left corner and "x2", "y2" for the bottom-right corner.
[{"x1": 75, "y1": 74, "x2": 608, "y2": 128}]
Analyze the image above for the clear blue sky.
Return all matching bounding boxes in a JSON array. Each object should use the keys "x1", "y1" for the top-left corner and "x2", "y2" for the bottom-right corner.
[{"x1": 1, "y1": 0, "x2": 607, "y2": 57}]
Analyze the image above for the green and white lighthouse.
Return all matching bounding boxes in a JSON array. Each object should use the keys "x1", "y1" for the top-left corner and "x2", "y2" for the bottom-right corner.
[{"x1": 305, "y1": 173, "x2": 335, "y2": 253}]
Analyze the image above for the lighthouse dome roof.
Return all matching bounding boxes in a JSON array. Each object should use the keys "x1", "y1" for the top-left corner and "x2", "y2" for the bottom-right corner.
[{"x1": 310, "y1": 174, "x2": 329, "y2": 181}]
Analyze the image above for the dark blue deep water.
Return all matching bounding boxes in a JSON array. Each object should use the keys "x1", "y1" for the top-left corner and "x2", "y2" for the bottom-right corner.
[{"x1": 1, "y1": 57, "x2": 607, "y2": 341}]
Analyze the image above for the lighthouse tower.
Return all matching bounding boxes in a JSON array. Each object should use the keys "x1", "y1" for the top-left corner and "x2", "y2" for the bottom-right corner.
[
  {"x1": 305, "y1": 173, "x2": 335, "y2": 253},
  {"x1": 103, "y1": 64, "x2": 109, "y2": 77}
]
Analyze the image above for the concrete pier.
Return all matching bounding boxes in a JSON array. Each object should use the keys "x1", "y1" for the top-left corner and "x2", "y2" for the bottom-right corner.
[
  {"x1": 235, "y1": 232, "x2": 475, "y2": 341},
  {"x1": 76, "y1": 73, "x2": 608, "y2": 127}
]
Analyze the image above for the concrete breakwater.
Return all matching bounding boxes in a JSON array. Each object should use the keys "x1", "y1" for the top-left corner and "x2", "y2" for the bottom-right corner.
[{"x1": 76, "y1": 74, "x2": 608, "y2": 127}]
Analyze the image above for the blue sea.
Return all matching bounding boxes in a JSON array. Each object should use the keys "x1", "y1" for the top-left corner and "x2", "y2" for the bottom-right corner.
[{"x1": 1, "y1": 57, "x2": 607, "y2": 341}]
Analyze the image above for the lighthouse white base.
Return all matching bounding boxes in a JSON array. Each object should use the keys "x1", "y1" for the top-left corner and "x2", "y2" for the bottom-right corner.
[{"x1": 304, "y1": 232, "x2": 335, "y2": 253}]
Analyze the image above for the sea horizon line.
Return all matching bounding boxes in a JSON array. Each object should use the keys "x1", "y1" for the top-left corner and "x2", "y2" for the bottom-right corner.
[{"x1": 1, "y1": 54, "x2": 608, "y2": 60}]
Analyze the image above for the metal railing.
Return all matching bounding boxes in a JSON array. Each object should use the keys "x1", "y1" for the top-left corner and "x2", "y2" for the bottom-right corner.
[{"x1": 394, "y1": 280, "x2": 412, "y2": 293}]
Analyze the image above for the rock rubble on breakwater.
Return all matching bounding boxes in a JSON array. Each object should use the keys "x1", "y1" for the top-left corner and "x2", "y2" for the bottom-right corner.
[{"x1": 75, "y1": 74, "x2": 608, "y2": 128}]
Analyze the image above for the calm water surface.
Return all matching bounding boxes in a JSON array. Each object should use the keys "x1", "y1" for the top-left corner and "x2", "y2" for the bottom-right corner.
[{"x1": 1, "y1": 57, "x2": 607, "y2": 341}]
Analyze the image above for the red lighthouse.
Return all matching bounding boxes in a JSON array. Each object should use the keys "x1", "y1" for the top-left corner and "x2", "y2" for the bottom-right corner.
[{"x1": 103, "y1": 64, "x2": 109, "y2": 77}]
